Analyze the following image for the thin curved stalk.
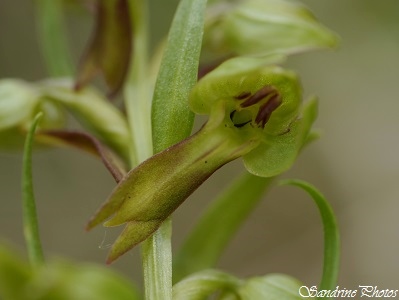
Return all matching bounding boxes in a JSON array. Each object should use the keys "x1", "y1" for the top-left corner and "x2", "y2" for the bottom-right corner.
[{"x1": 22, "y1": 113, "x2": 44, "y2": 266}]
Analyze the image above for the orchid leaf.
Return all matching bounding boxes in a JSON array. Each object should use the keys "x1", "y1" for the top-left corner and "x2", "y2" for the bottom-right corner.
[
  {"x1": 22, "y1": 113, "x2": 44, "y2": 266},
  {"x1": 174, "y1": 173, "x2": 274, "y2": 282},
  {"x1": 151, "y1": 0, "x2": 208, "y2": 153}
]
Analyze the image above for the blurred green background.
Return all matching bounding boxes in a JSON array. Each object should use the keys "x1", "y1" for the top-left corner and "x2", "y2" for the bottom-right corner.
[{"x1": 1, "y1": 0, "x2": 399, "y2": 290}]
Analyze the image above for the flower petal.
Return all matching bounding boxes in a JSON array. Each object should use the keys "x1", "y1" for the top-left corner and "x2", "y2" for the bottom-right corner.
[
  {"x1": 106, "y1": 220, "x2": 163, "y2": 264},
  {"x1": 243, "y1": 97, "x2": 318, "y2": 177}
]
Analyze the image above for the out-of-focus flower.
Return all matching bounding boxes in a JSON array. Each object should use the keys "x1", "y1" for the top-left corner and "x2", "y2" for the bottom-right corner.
[
  {"x1": 202, "y1": 0, "x2": 338, "y2": 61},
  {"x1": 0, "y1": 78, "x2": 131, "y2": 161},
  {"x1": 75, "y1": 0, "x2": 132, "y2": 97},
  {"x1": 0, "y1": 79, "x2": 65, "y2": 149},
  {"x1": 0, "y1": 244, "x2": 140, "y2": 300}
]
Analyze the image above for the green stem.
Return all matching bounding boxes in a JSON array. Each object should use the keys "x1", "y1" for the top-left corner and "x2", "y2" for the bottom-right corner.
[
  {"x1": 125, "y1": 1, "x2": 172, "y2": 298},
  {"x1": 280, "y1": 179, "x2": 340, "y2": 294},
  {"x1": 22, "y1": 113, "x2": 45, "y2": 267},
  {"x1": 124, "y1": 0, "x2": 152, "y2": 165},
  {"x1": 141, "y1": 218, "x2": 173, "y2": 300},
  {"x1": 35, "y1": 0, "x2": 73, "y2": 76},
  {"x1": 126, "y1": 0, "x2": 207, "y2": 295}
]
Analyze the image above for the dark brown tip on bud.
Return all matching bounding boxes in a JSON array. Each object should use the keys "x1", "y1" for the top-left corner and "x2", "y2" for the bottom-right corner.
[
  {"x1": 106, "y1": 257, "x2": 113, "y2": 265},
  {"x1": 255, "y1": 94, "x2": 282, "y2": 127},
  {"x1": 240, "y1": 85, "x2": 277, "y2": 108}
]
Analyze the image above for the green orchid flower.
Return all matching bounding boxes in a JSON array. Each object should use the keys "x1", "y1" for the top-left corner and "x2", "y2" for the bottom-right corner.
[
  {"x1": 0, "y1": 79, "x2": 65, "y2": 149},
  {"x1": 203, "y1": 0, "x2": 338, "y2": 60},
  {"x1": 0, "y1": 78, "x2": 131, "y2": 160},
  {"x1": 86, "y1": 58, "x2": 318, "y2": 263}
]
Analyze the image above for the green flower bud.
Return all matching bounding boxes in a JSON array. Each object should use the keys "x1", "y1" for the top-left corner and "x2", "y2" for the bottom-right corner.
[
  {"x1": 0, "y1": 79, "x2": 41, "y2": 131},
  {"x1": 0, "y1": 79, "x2": 66, "y2": 149},
  {"x1": 75, "y1": 0, "x2": 132, "y2": 96},
  {"x1": 41, "y1": 79, "x2": 130, "y2": 161},
  {"x1": 87, "y1": 58, "x2": 317, "y2": 262},
  {"x1": 203, "y1": 0, "x2": 338, "y2": 60},
  {"x1": 41, "y1": 79, "x2": 132, "y2": 162},
  {"x1": 0, "y1": 78, "x2": 131, "y2": 159}
]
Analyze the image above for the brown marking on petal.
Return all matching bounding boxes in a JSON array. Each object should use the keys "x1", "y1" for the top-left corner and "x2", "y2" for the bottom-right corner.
[
  {"x1": 240, "y1": 85, "x2": 277, "y2": 108},
  {"x1": 234, "y1": 91, "x2": 251, "y2": 100},
  {"x1": 255, "y1": 94, "x2": 282, "y2": 127}
]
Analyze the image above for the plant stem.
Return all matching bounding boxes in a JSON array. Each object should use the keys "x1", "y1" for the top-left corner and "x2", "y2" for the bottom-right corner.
[
  {"x1": 22, "y1": 113, "x2": 45, "y2": 267},
  {"x1": 125, "y1": 1, "x2": 172, "y2": 298},
  {"x1": 35, "y1": 0, "x2": 73, "y2": 76},
  {"x1": 125, "y1": 0, "x2": 152, "y2": 165},
  {"x1": 141, "y1": 218, "x2": 173, "y2": 300}
]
